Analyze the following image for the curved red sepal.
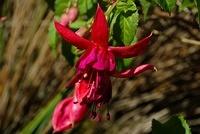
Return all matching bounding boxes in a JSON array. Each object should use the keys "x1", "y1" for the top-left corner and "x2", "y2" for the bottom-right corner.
[
  {"x1": 109, "y1": 33, "x2": 152, "y2": 58},
  {"x1": 112, "y1": 64, "x2": 156, "y2": 78},
  {"x1": 91, "y1": 4, "x2": 109, "y2": 48},
  {"x1": 54, "y1": 21, "x2": 93, "y2": 49}
]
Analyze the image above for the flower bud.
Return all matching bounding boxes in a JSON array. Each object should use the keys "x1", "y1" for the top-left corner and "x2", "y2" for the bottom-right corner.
[
  {"x1": 60, "y1": 14, "x2": 69, "y2": 26},
  {"x1": 67, "y1": 6, "x2": 79, "y2": 23},
  {"x1": 52, "y1": 97, "x2": 88, "y2": 132}
]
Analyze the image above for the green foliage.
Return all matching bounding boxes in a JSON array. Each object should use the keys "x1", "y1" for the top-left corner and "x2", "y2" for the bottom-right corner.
[
  {"x1": 194, "y1": 0, "x2": 200, "y2": 24},
  {"x1": 20, "y1": 89, "x2": 71, "y2": 134},
  {"x1": 140, "y1": 0, "x2": 151, "y2": 20},
  {"x1": 110, "y1": 0, "x2": 138, "y2": 69},
  {"x1": 153, "y1": 0, "x2": 176, "y2": 12},
  {"x1": 54, "y1": 0, "x2": 71, "y2": 15},
  {"x1": 78, "y1": 0, "x2": 97, "y2": 17},
  {"x1": 69, "y1": 19, "x2": 88, "y2": 29},
  {"x1": 179, "y1": 0, "x2": 195, "y2": 11},
  {"x1": 20, "y1": 93, "x2": 63, "y2": 134},
  {"x1": 152, "y1": 115, "x2": 191, "y2": 134},
  {"x1": 114, "y1": 0, "x2": 138, "y2": 45},
  {"x1": 48, "y1": 22, "x2": 58, "y2": 54}
]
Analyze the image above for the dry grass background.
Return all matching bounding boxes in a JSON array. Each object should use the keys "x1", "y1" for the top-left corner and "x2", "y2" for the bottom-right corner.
[{"x1": 0, "y1": 0, "x2": 200, "y2": 134}]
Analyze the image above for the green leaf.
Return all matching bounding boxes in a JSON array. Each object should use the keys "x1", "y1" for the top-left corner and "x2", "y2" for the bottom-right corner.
[
  {"x1": 69, "y1": 19, "x2": 88, "y2": 29},
  {"x1": 113, "y1": 0, "x2": 138, "y2": 45},
  {"x1": 20, "y1": 92, "x2": 63, "y2": 134},
  {"x1": 78, "y1": 0, "x2": 97, "y2": 17},
  {"x1": 54, "y1": 0, "x2": 71, "y2": 15},
  {"x1": 61, "y1": 40, "x2": 77, "y2": 66},
  {"x1": 154, "y1": 0, "x2": 176, "y2": 12},
  {"x1": 140, "y1": 0, "x2": 151, "y2": 20},
  {"x1": 110, "y1": 0, "x2": 138, "y2": 69},
  {"x1": 194, "y1": 0, "x2": 200, "y2": 24},
  {"x1": 152, "y1": 115, "x2": 191, "y2": 134},
  {"x1": 179, "y1": 0, "x2": 195, "y2": 11},
  {"x1": 48, "y1": 22, "x2": 58, "y2": 54}
]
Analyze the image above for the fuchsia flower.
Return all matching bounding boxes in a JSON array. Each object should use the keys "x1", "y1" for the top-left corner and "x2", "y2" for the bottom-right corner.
[{"x1": 52, "y1": 4, "x2": 156, "y2": 132}]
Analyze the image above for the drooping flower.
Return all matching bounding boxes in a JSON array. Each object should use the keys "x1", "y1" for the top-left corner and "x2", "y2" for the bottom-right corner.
[
  {"x1": 52, "y1": 4, "x2": 156, "y2": 132},
  {"x1": 52, "y1": 97, "x2": 88, "y2": 132}
]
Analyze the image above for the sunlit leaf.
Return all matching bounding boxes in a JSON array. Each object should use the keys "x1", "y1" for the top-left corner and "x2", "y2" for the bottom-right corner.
[
  {"x1": 48, "y1": 22, "x2": 58, "y2": 53},
  {"x1": 110, "y1": 0, "x2": 138, "y2": 69},
  {"x1": 179, "y1": 0, "x2": 195, "y2": 11},
  {"x1": 140, "y1": 0, "x2": 151, "y2": 20},
  {"x1": 54, "y1": 0, "x2": 71, "y2": 15},
  {"x1": 154, "y1": 0, "x2": 176, "y2": 12}
]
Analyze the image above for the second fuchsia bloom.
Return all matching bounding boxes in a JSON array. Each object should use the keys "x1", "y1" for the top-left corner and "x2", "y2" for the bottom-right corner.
[{"x1": 52, "y1": 5, "x2": 156, "y2": 132}]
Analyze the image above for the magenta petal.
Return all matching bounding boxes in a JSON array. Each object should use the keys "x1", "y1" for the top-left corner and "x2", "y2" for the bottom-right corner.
[
  {"x1": 109, "y1": 33, "x2": 152, "y2": 58},
  {"x1": 54, "y1": 21, "x2": 94, "y2": 49},
  {"x1": 92, "y1": 48, "x2": 109, "y2": 71},
  {"x1": 92, "y1": 49, "x2": 115, "y2": 72},
  {"x1": 112, "y1": 64, "x2": 155, "y2": 78},
  {"x1": 52, "y1": 97, "x2": 87, "y2": 132},
  {"x1": 91, "y1": 5, "x2": 109, "y2": 48},
  {"x1": 108, "y1": 52, "x2": 116, "y2": 72},
  {"x1": 76, "y1": 47, "x2": 97, "y2": 71}
]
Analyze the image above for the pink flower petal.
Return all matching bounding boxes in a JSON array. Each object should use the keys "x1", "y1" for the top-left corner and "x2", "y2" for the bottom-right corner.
[
  {"x1": 92, "y1": 48, "x2": 116, "y2": 71},
  {"x1": 52, "y1": 97, "x2": 87, "y2": 132},
  {"x1": 112, "y1": 64, "x2": 156, "y2": 78},
  {"x1": 76, "y1": 47, "x2": 98, "y2": 71},
  {"x1": 76, "y1": 47, "x2": 116, "y2": 72},
  {"x1": 91, "y1": 5, "x2": 109, "y2": 48},
  {"x1": 109, "y1": 33, "x2": 152, "y2": 58},
  {"x1": 54, "y1": 21, "x2": 94, "y2": 50},
  {"x1": 74, "y1": 79, "x2": 90, "y2": 104}
]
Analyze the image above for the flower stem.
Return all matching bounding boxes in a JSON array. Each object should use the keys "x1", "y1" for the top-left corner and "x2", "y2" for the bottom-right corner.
[{"x1": 105, "y1": 0, "x2": 118, "y2": 16}]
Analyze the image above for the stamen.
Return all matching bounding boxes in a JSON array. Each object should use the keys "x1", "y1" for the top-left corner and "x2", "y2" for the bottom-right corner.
[
  {"x1": 106, "y1": 104, "x2": 111, "y2": 120},
  {"x1": 83, "y1": 73, "x2": 88, "y2": 78},
  {"x1": 153, "y1": 67, "x2": 158, "y2": 72},
  {"x1": 106, "y1": 112, "x2": 110, "y2": 120},
  {"x1": 89, "y1": 104, "x2": 97, "y2": 119},
  {"x1": 95, "y1": 71, "x2": 99, "y2": 89}
]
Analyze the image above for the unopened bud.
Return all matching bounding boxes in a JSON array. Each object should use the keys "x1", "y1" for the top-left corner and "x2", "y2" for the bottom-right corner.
[
  {"x1": 60, "y1": 14, "x2": 69, "y2": 26},
  {"x1": 67, "y1": 7, "x2": 79, "y2": 23}
]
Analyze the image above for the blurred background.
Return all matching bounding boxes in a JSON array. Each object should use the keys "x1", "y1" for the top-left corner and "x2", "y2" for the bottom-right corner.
[{"x1": 0, "y1": 0, "x2": 200, "y2": 134}]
